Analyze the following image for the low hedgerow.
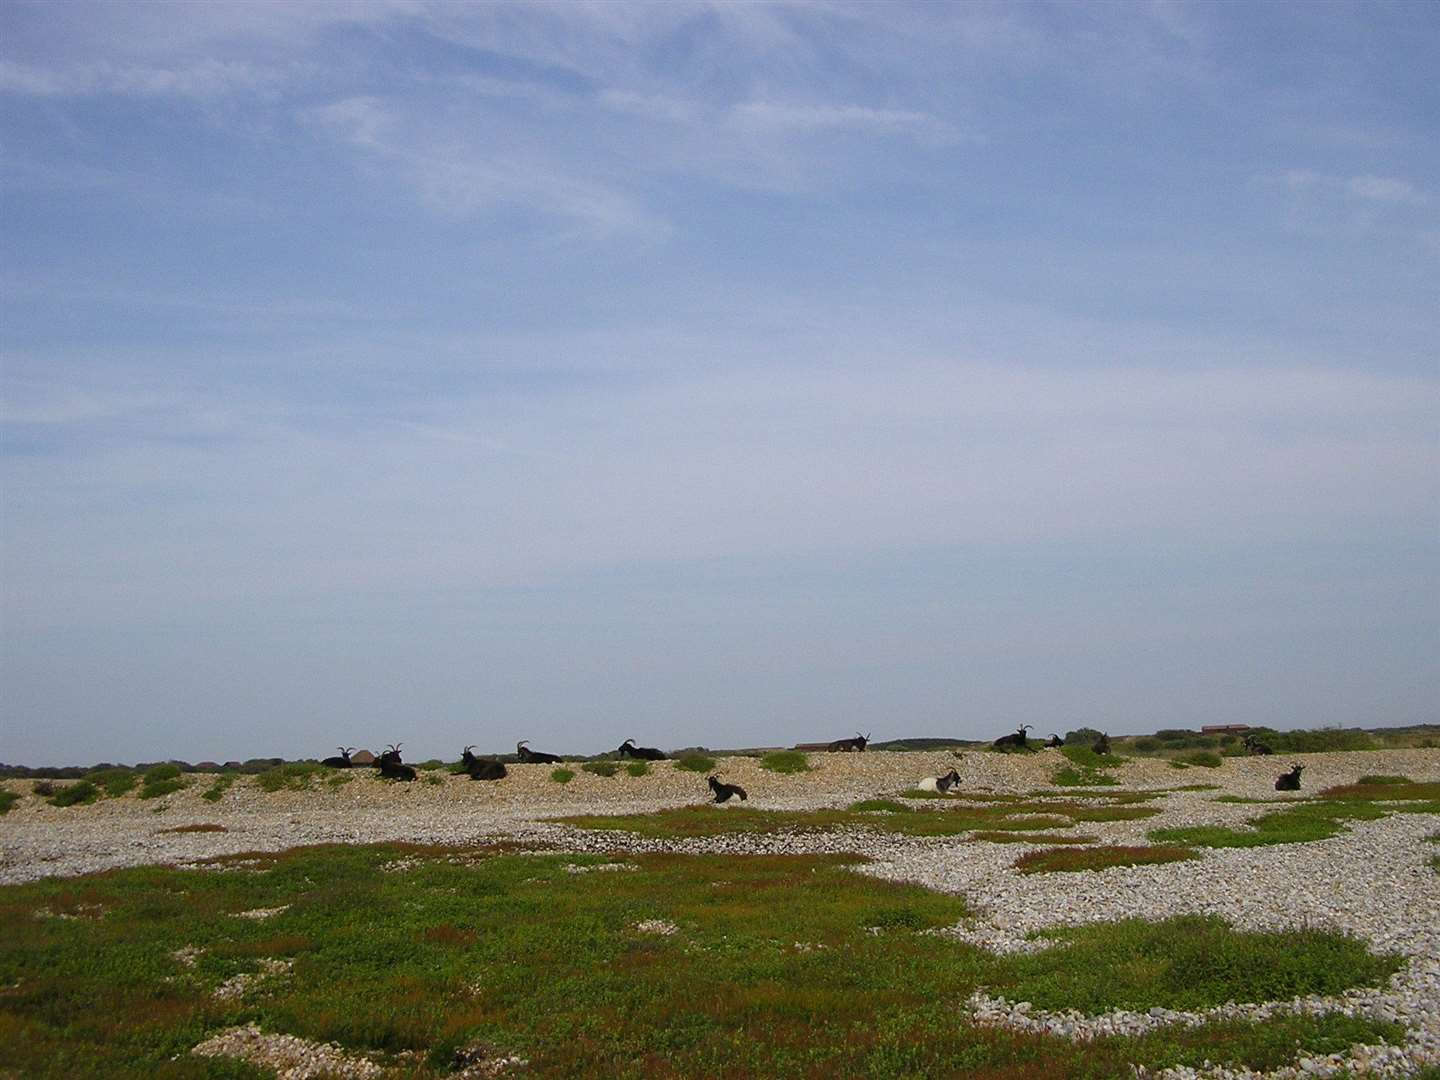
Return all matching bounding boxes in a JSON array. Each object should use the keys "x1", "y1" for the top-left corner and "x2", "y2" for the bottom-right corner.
[
  {"x1": 759, "y1": 750, "x2": 811, "y2": 774},
  {"x1": 674, "y1": 753, "x2": 717, "y2": 773},
  {"x1": 1013, "y1": 845, "x2": 1198, "y2": 875},
  {"x1": 550, "y1": 768, "x2": 575, "y2": 784}
]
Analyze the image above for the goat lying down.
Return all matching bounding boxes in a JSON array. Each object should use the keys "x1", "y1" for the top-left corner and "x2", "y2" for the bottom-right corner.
[
  {"x1": 917, "y1": 767, "x2": 961, "y2": 795},
  {"x1": 1275, "y1": 764, "x2": 1304, "y2": 791},
  {"x1": 707, "y1": 775, "x2": 747, "y2": 804}
]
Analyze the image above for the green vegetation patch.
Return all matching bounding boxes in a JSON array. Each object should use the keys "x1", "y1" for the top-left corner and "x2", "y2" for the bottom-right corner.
[
  {"x1": 1321, "y1": 780, "x2": 1440, "y2": 803},
  {"x1": 550, "y1": 768, "x2": 575, "y2": 784},
  {"x1": 200, "y1": 775, "x2": 236, "y2": 803},
  {"x1": 0, "y1": 789, "x2": 20, "y2": 815},
  {"x1": 86, "y1": 768, "x2": 139, "y2": 798},
  {"x1": 1150, "y1": 801, "x2": 1385, "y2": 849},
  {"x1": 1357, "y1": 775, "x2": 1411, "y2": 785},
  {"x1": 0, "y1": 846, "x2": 1408, "y2": 1079},
  {"x1": 1060, "y1": 745, "x2": 1128, "y2": 769},
  {"x1": 1174, "y1": 751, "x2": 1223, "y2": 768},
  {"x1": 673, "y1": 754, "x2": 716, "y2": 773},
  {"x1": 1107, "y1": 1013, "x2": 1403, "y2": 1075},
  {"x1": 623, "y1": 761, "x2": 651, "y2": 778},
  {"x1": 1013, "y1": 844, "x2": 1198, "y2": 875},
  {"x1": 559, "y1": 799, "x2": 1137, "y2": 840},
  {"x1": 49, "y1": 780, "x2": 100, "y2": 807},
  {"x1": 581, "y1": 760, "x2": 617, "y2": 778},
  {"x1": 1051, "y1": 766, "x2": 1120, "y2": 787},
  {"x1": 156, "y1": 823, "x2": 227, "y2": 834},
  {"x1": 255, "y1": 762, "x2": 328, "y2": 793},
  {"x1": 759, "y1": 750, "x2": 811, "y2": 774},
  {"x1": 992, "y1": 915, "x2": 1402, "y2": 1013},
  {"x1": 971, "y1": 831, "x2": 1096, "y2": 845}
]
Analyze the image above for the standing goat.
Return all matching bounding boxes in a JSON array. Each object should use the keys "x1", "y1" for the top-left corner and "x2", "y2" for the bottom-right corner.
[
  {"x1": 516, "y1": 740, "x2": 563, "y2": 764},
  {"x1": 1275, "y1": 764, "x2": 1304, "y2": 791},
  {"x1": 917, "y1": 768, "x2": 962, "y2": 794},
  {"x1": 461, "y1": 746, "x2": 507, "y2": 781},
  {"x1": 377, "y1": 744, "x2": 416, "y2": 782},
  {"x1": 1093, "y1": 732, "x2": 1112, "y2": 756},
  {"x1": 617, "y1": 738, "x2": 667, "y2": 761},
  {"x1": 992, "y1": 725, "x2": 1031, "y2": 751},
  {"x1": 707, "y1": 775, "x2": 748, "y2": 803},
  {"x1": 828, "y1": 732, "x2": 870, "y2": 753},
  {"x1": 320, "y1": 746, "x2": 355, "y2": 768}
]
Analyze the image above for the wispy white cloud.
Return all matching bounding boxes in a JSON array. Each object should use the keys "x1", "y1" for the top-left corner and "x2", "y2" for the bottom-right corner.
[
  {"x1": 1278, "y1": 170, "x2": 1427, "y2": 205},
  {"x1": 728, "y1": 101, "x2": 964, "y2": 146},
  {"x1": 0, "y1": 58, "x2": 283, "y2": 98},
  {"x1": 301, "y1": 95, "x2": 666, "y2": 240}
]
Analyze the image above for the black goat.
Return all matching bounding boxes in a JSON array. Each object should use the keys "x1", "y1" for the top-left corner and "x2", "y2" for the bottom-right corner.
[
  {"x1": 617, "y1": 738, "x2": 667, "y2": 761},
  {"x1": 918, "y1": 767, "x2": 962, "y2": 794},
  {"x1": 1275, "y1": 764, "x2": 1304, "y2": 791},
  {"x1": 1093, "y1": 732, "x2": 1111, "y2": 755},
  {"x1": 461, "y1": 746, "x2": 507, "y2": 781},
  {"x1": 992, "y1": 725, "x2": 1031, "y2": 751},
  {"x1": 516, "y1": 740, "x2": 563, "y2": 765},
  {"x1": 707, "y1": 775, "x2": 748, "y2": 803},
  {"x1": 1044, "y1": 734, "x2": 1063, "y2": 748},
  {"x1": 1244, "y1": 734, "x2": 1274, "y2": 756},
  {"x1": 320, "y1": 746, "x2": 355, "y2": 768},
  {"x1": 377, "y1": 744, "x2": 416, "y2": 782},
  {"x1": 828, "y1": 732, "x2": 870, "y2": 753}
]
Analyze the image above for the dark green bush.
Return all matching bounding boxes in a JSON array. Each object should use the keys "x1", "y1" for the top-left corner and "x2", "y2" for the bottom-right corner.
[
  {"x1": 86, "y1": 768, "x2": 138, "y2": 797},
  {"x1": 143, "y1": 764, "x2": 182, "y2": 784},
  {"x1": 582, "y1": 761, "x2": 617, "y2": 778},
  {"x1": 49, "y1": 780, "x2": 99, "y2": 807}
]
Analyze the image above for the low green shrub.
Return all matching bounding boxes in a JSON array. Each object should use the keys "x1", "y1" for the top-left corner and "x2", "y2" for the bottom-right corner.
[
  {"x1": 86, "y1": 768, "x2": 139, "y2": 797},
  {"x1": 0, "y1": 789, "x2": 20, "y2": 815},
  {"x1": 550, "y1": 768, "x2": 575, "y2": 784},
  {"x1": 582, "y1": 761, "x2": 617, "y2": 778},
  {"x1": 625, "y1": 761, "x2": 651, "y2": 777},
  {"x1": 142, "y1": 764, "x2": 182, "y2": 784},
  {"x1": 49, "y1": 780, "x2": 99, "y2": 807},
  {"x1": 1053, "y1": 765, "x2": 1120, "y2": 787},
  {"x1": 674, "y1": 754, "x2": 717, "y2": 773},
  {"x1": 138, "y1": 776, "x2": 187, "y2": 799},
  {"x1": 200, "y1": 775, "x2": 235, "y2": 802},
  {"x1": 1357, "y1": 775, "x2": 1410, "y2": 785},
  {"x1": 848, "y1": 799, "x2": 911, "y2": 813},
  {"x1": 255, "y1": 762, "x2": 327, "y2": 792},
  {"x1": 759, "y1": 751, "x2": 811, "y2": 774}
]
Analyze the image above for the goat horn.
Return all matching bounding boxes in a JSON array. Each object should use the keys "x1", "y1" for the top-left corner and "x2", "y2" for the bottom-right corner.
[{"x1": 517, "y1": 740, "x2": 529, "y2": 749}]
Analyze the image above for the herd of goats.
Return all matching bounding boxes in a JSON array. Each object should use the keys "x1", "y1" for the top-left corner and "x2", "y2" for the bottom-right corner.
[{"x1": 314, "y1": 726, "x2": 1308, "y2": 799}]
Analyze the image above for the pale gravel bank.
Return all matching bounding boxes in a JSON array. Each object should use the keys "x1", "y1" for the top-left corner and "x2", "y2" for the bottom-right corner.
[{"x1": 3, "y1": 748, "x2": 1438, "y2": 1079}]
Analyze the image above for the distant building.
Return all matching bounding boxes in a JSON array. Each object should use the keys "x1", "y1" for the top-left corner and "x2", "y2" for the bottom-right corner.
[{"x1": 1200, "y1": 725, "x2": 1251, "y2": 735}]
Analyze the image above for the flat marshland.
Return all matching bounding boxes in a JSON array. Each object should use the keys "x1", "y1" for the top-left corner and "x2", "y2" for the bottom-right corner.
[{"x1": 2, "y1": 748, "x2": 1437, "y2": 1078}]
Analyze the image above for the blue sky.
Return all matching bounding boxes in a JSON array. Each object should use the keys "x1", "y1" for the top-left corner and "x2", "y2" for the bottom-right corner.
[{"x1": 2, "y1": 1, "x2": 1436, "y2": 765}]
